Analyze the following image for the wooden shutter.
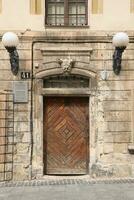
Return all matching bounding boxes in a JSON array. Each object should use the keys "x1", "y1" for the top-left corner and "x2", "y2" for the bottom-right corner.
[
  {"x1": 92, "y1": 0, "x2": 103, "y2": 14},
  {"x1": 30, "y1": 0, "x2": 42, "y2": 14},
  {"x1": 130, "y1": 0, "x2": 134, "y2": 13}
]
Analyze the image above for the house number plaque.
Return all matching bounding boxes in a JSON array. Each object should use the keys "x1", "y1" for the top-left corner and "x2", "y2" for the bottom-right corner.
[{"x1": 21, "y1": 71, "x2": 31, "y2": 79}]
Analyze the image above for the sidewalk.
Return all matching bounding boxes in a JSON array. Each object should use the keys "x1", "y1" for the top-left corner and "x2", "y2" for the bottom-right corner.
[
  {"x1": 1, "y1": 175, "x2": 134, "y2": 187},
  {"x1": 0, "y1": 177, "x2": 134, "y2": 200},
  {"x1": 0, "y1": 180, "x2": 134, "y2": 200}
]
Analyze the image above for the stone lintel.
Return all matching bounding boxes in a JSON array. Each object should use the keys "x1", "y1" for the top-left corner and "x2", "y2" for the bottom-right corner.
[{"x1": 41, "y1": 88, "x2": 91, "y2": 96}]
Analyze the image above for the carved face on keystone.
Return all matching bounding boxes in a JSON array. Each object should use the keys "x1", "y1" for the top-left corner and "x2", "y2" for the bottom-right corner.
[{"x1": 62, "y1": 59, "x2": 72, "y2": 72}]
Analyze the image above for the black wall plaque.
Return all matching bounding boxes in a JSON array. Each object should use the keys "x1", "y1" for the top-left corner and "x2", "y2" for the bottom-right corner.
[{"x1": 21, "y1": 71, "x2": 31, "y2": 79}]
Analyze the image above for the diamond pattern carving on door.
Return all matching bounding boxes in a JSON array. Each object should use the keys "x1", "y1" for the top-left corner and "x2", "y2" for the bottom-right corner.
[{"x1": 43, "y1": 97, "x2": 89, "y2": 174}]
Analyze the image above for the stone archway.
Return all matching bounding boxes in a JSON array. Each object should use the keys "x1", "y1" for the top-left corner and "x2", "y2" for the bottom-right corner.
[
  {"x1": 33, "y1": 53, "x2": 97, "y2": 176},
  {"x1": 35, "y1": 59, "x2": 97, "y2": 80}
]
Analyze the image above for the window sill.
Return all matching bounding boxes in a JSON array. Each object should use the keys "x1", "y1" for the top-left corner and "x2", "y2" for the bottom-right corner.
[{"x1": 45, "y1": 25, "x2": 90, "y2": 29}]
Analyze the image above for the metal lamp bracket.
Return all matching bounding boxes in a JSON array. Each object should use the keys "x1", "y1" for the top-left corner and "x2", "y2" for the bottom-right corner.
[
  {"x1": 5, "y1": 46, "x2": 19, "y2": 76},
  {"x1": 113, "y1": 46, "x2": 126, "y2": 75}
]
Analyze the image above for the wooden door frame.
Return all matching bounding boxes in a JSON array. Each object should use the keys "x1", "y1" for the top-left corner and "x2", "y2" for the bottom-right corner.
[
  {"x1": 34, "y1": 92, "x2": 96, "y2": 178},
  {"x1": 33, "y1": 75, "x2": 97, "y2": 177}
]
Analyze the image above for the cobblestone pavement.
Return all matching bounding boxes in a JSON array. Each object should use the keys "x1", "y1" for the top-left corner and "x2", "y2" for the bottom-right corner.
[{"x1": 0, "y1": 177, "x2": 134, "y2": 200}]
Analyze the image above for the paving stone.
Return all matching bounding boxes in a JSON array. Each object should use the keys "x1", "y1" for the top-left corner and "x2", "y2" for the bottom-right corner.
[{"x1": 1, "y1": 177, "x2": 134, "y2": 188}]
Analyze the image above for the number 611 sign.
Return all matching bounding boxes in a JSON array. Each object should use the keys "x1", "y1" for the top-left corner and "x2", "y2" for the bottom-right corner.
[{"x1": 21, "y1": 72, "x2": 31, "y2": 79}]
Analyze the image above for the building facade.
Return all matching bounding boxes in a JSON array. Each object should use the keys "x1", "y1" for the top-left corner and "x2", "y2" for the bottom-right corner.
[{"x1": 0, "y1": 0, "x2": 134, "y2": 181}]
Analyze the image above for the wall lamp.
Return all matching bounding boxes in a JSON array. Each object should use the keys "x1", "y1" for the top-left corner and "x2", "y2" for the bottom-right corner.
[
  {"x1": 112, "y1": 32, "x2": 129, "y2": 75},
  {"x1": 2, "y1": 32, "x2": 19, "y2": 76}
]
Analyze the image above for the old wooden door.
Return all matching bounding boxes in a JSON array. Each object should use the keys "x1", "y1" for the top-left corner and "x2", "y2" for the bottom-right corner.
[{"x1": 43, "y1": 97, "x2": 89, "y2": 174}]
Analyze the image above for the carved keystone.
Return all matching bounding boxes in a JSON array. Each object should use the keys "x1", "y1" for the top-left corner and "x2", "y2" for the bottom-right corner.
[{"x1": 58, "y1": 58, "x2": 75, "y2": 73}]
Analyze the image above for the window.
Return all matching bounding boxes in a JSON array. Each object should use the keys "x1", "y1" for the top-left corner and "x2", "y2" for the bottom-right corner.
[
  {"x1": 44, "y1": 75, "x2": 89, "y2": 88},
  {"x1": 45, "y1": 0, "x2": 88, "y2": 26},
  {"x1": 30, "y1": 0, "x2": 42, "y2": 15}
]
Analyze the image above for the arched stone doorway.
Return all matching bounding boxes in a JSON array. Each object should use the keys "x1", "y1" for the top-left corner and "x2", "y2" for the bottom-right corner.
[{"x1": 34, "y1": 54, "x2": 97, "y2": 176}]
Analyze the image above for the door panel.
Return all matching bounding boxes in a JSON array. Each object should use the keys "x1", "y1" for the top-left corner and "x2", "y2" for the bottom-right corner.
[{"x1": 43, "y1": 97, "x2": 89, "y2": 174}]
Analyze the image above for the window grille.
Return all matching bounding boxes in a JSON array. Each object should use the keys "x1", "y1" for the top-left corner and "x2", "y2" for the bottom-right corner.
[
  {"x1": 0, "y1": 93, "x2": 14, "y2": 181},
  {"x1": 44, "y1": 75, "x2": 89, "y2": 88}
]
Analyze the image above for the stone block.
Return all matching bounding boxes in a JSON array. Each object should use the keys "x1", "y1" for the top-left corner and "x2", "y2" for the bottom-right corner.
[
  {"x1": 13, "y1": 164, "x2": 29, "y2": 181},
  {"x1": 103, "y1": 143, "x2": 113, "y2": 154},
  {"x1": 14, "y1": 132, "x2": 25, "y2": 143},
  {"x1": 103, "y1": 100, "x2": 131, "y2": 111},
  {"x1": 114, "y1": 133, "x2": 131, "y2": 143},
  {"x1": 112, "y1": 153, "x2": 131, "y2": 164},
  {"x1": 98, "y1": 80, "x2": 134, "y2": 90},
  {"x1": 104, "y1": 111, "x2": 131, "y2": 122},
  {"x1": 22, "y1": 132, "x2": 31, "y2": 143},
  {"x1": 99, "y1": 71, "x2": 134, "y2": 81},
  {"x1": 0, "y1": 164, "x2": 4, "y2": 171},
  {"x1": 15, "y1": 143, "x2": 30, "y2": 154},
  {"x1": 97, "y1": 143, "x2": 104, "y2": 158},
  {"x1": 105, "y1": 122, "x2": 131, "y2": 132},
  {"x1": 112, "y1": 164, "x2": 132, "y2": 177},
  {"x1": 91, "y1": 163, "x2": 114, "y2": 177},
  {"x1": 98, "y1": 90, "x2": 131, "y2": 101},
  {"x1": 0, "y1": 173, "x2": 4, "y2": 181},
  {"x1": 113, "y1": 144, "x2": 128, "y2": 154},
  {"x1": 14, "y1": 154, "x2": 30, "y2": 164},
  {"x1": 14, "y1": 121, "x2": 30, "y2": 132},
  {"x1": 100, "y1": 153, "x2": 131, "y2": 164},
  {"x1": 5, "y1": 163, "x2": 12, "y2": 171},
  {"x1": 131, "y1": 164, "x2": 134, "y2": 177},
  {"x1": 91, "y1": 163, "x2": 132, "y2": 178},
  {"x1": 104, "y1": 132, "x2": 114, "y2": 143},
  {"x1": 14, "y1": 112, "x2": 29, "y2": 121}
]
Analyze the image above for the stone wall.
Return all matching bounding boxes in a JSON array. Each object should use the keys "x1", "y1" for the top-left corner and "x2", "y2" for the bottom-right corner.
[
  {"x1": 0, "y1": 31, "x2": 134, "y2": 180},
  {"x1": 0, "y1": 36, "x2": 32, "y2": 181},
  {"x1": 93, "y1": 42, "x2": 134, "y2": 178}
]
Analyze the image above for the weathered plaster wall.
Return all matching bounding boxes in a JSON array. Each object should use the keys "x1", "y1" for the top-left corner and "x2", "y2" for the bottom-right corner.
[{"x1": 0, "y1": 0, "x2": 134, "y2": 31}]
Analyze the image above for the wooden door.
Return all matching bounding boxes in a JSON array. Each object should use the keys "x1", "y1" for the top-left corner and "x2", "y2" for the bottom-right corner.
[{"x1": 43, "y1": 97, "x2": 89, "y2": 174}]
